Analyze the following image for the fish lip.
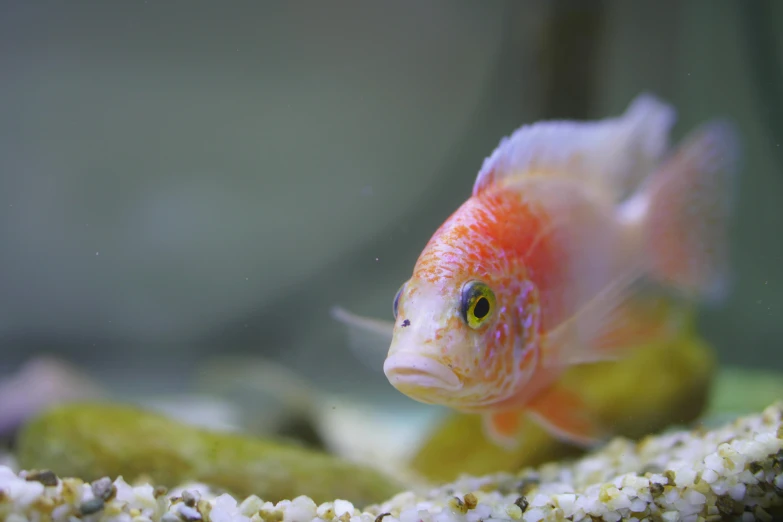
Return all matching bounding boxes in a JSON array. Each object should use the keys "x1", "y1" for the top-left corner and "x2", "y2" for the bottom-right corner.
[{"x1": 383, "y1": 353, "x2": 462, "y2": 392}]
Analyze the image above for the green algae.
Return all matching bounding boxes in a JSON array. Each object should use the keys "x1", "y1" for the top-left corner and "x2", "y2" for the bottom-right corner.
[{"x1": 15, "y1": 402, "x2": 404, "y2": 507}]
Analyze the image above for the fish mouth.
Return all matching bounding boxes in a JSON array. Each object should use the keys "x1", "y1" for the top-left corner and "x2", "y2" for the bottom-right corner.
[{"x1": 383, "y1": 353, "x2": 462, "y2": 393}]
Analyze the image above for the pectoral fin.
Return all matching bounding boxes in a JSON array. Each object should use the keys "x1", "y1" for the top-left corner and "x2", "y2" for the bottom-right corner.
[
  {"x1": 330, "y1": 306, "x2": 394, "y2": 373},
  {"x1": 482, "y1": 410, "x2": 528, "y2": 451},
  {"x1": 542, "y1": 273, "x2": 683, "y2": 369},
  {"x1": 482, "y1": 383, "x2": 608, "y2": 450},
  {"x1": 525, "y1": 383, "x2": 608, "y2": 448}
]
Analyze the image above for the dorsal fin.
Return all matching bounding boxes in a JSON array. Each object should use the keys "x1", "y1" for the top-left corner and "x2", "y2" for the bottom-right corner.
[{"x1": 472, "y1": 93, "x2": 677, "y2": 200}]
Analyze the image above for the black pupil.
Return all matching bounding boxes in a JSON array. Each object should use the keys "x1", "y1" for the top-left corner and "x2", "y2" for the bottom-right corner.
[{"x1": 473, "y1": 297, "x2": 490, "y2": 319}]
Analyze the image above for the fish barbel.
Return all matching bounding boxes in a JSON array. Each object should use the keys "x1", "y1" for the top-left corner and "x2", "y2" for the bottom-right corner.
[{"x1": 333, "y1": 93, "x2": 739, "y2": 449}]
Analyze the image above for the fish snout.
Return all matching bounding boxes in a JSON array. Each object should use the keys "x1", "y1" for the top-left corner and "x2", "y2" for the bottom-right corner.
[{"x1": 383, "y1": 352, "x2": 463, "y2": 396}]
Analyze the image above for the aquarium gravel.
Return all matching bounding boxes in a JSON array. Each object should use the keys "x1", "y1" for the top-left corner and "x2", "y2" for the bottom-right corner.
[{"x1": 1, "y1": 402, "x2": 781, "y2": 522}]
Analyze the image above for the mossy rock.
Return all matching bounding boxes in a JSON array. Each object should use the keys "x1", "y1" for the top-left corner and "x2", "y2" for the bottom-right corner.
[{"x1": 16, "y1": 402, "x2": 404, "y2": 507}]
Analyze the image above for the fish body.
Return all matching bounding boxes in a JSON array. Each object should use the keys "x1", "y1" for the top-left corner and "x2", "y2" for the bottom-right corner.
[{"x1": 334, "y1": 93, "x2": 739, "y2": 449}]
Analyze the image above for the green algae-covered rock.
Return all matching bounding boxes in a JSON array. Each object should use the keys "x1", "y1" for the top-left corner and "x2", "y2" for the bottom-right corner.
[{"x1": 15, "y1": 402, "x2": 404, "y2": 507}]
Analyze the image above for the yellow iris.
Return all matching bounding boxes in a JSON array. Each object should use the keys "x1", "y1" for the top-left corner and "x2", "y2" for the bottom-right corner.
[{"x1": 460, "y1": 281, "x2": 496, "y2": 329}]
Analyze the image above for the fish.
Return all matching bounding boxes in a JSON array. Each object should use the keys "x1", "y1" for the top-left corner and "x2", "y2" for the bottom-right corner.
[{"x1": 332, "y1": 93, "x2": 740, "y2": 450}]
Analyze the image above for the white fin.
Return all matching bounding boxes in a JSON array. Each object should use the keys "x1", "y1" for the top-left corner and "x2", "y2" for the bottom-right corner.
[
  {"x1": 473, "y1": 93, "x2": 676, "y2": 200},
  {"x1": 541, "y1": 268, "x2": 682, "y2": 369},
  {"x1": 330, "y1": 306, "x2": 394, "y2": 373}
]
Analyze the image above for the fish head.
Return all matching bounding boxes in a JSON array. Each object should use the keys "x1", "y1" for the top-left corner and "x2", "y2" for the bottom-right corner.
[{"x1": 383, "y1": 209, "x2": 541, "y2": 411}]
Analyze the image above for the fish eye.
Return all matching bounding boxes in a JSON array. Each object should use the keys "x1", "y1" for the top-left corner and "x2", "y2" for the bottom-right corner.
[
  {"x1": 392, "y1": 282, "x2": 406, "y2": 320},
  {"x1": 460, "y1": 281, "x2": 496, "y2": 329}
]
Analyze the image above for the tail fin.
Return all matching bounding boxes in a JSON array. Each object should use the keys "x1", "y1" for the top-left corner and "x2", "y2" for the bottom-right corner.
[{"x1": 642, "y1": 120, "x2": 740, "y2": 303}]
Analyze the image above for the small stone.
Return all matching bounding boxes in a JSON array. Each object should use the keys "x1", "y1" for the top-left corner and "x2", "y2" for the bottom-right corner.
[
  {"x1": 24, "y1": 470, "x2": 58, "y2": 486},
  {"x1": 448, "y1": 496, "x2": 468, "y2": 514},
  {"x1": 716, "y1": 495, "x2": 739, "y2": 516},
  {"x1": 79, "y1": 497, "x2": 105, "y2": 515},
  {"x1": 238, "y1": 495, "x2": 265, "y2": 517},
  {"x1": 182, "y1": 490, "x2": 199, "y2": 507},
  {"x1": 333, "y1": 499, "x2": 354, "y2": 517},
  {"x1": 514, "y1": 496, "x2": 529, "y2": 512},
  {"x1": 178, "y1": 503, "x2": 202, "y2": 521},
  {"x1": 91, "y1": 477, "x2": 114, "y2": 500},
  {"x1": 661, "y1": 511, "x2": 679, "y2": 522}
]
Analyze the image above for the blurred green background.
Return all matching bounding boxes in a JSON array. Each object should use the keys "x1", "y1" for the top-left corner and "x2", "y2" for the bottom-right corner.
[{"x1": 0, "y1": 0, "x2": 780, "y2": 404}]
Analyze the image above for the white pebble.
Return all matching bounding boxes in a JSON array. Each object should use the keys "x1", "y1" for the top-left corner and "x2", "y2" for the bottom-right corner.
[
  {"x1": 466, "y1": 503, "x2": 491, "y2": 522},
  {"x1": 177, "y1": 504, "x2": 203, "y2": 520},
  {"x1": 284, "y1": 496, "x2": 318, "y2": 522},
  {"x1": 553, "y1": 493, "x2": 576, "y2": 514},
  {"x1": 661, "y1": 511, "x2": 680, "y2": 522},
  {"x1": 728, "y1": 482, "x2": 746, "y2": 501},
  {"x1": 399, "y1": 508, "x2": 420, "y2": 522},
  {"x1": 11, "y1": 480, "x2": 45, "y2": 508},
  {"x1": 433, "y1": 510, "x2": 453, "y2": 522},
  {"x1": 680, "y1": 468, "x2": 698, "y2": 487},
  {"x1": 132, "y1": 484, "x2": 158, "y2": 512},
  {"x1": 317, "y1": 503, "x2": 335, "y2": 519},
  {"x1": 704, "y1": 454, "x2": 725, "y2": 473},
  {"x1": 113, "y1": 477, "x2": 136, "y2": 504},
  {"x1": 334, "y1": 499, "x2": 355, "y2": 517},
  {"x1": 521, "y1": 507, "x2": 544, "y2": 522},
  {"x1": 663, "y1": 488, "x2": 680, "y2": 505},
  {"x1": 685, "y1": 489, "x2": 706, "y2": 505},
  {"x1": 239, "y1": 495, "x2": 265, "y2": 517},
  {"x1": 711, "y1": 481, "x2": 728, "y2": 496},
  {"x1": 701, "y1": 468, "x2": 718, "y2": 483},
  {"x1": 649, "y1": 474, "x2": 668, "y2": 485},
  {"x1": 529, "y1": 494, "x2": 549, "y2": 507},
  {"x1": 629, "y1": 498, "x2": 647, "y2": 512},
  {"x1": 51, "y1": 503, "x2": 73, "y2": 520}
]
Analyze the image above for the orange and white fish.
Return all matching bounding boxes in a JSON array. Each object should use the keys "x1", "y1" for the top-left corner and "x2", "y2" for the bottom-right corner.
[{"x1": 333, "y1": 93, "x2": 739, "y2": 450}]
